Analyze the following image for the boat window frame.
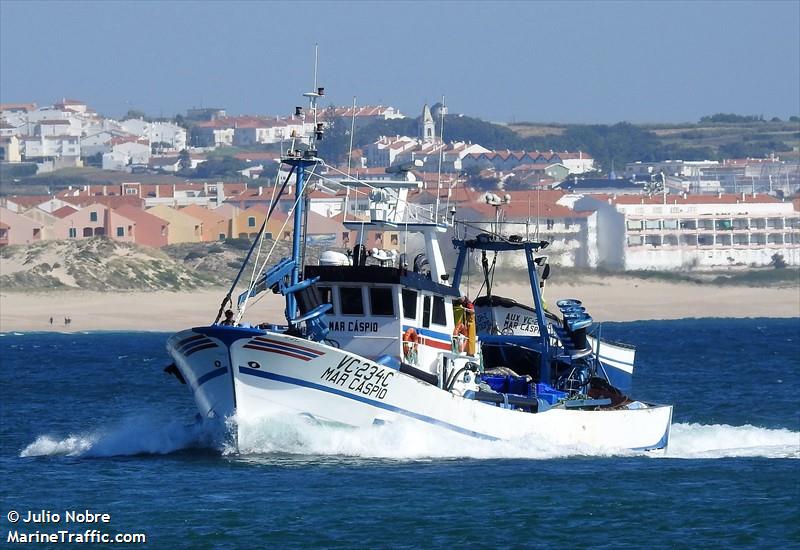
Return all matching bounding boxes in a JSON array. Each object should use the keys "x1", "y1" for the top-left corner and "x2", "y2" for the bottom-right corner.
[
  {"x1": 422, "y1": 294, "x2": 432, "y2": 328},
  {"x1": 402, "y1": 289, "x2": 418, "y2": 320},
  {"x1": 339, "y1": 286, "x2": 365, "y2": 316},
  {"x1": 431, "y1": 295, "x2": 447, "y2": 327},
  {"x1": 317, "y1": 285, "x2": 335, "y2": 315},
  {"x1": 368, "y1": 286, "x2": 395, "y2": 317}
]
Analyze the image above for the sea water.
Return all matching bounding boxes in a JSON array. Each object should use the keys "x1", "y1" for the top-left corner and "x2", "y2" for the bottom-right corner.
[{"x1": 1, "y1": 319, "x2": 798, "y2": 548}]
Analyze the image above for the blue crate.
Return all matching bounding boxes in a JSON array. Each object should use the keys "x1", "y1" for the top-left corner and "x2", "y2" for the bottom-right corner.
[{"x1": 536, "y1": 383, "x2": 567, "y2": 405}]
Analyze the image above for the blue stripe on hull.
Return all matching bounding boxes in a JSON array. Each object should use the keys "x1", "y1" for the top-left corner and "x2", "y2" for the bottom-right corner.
[
  {"x1": 401, "y1": 325, "x2": 451, "y2": 344},
  {"x1": 193, "y1": 367, "x2": 228, "y2": 391},
  {"x1": 237, "y1": 366, "x2": 498, "y2": 441}
]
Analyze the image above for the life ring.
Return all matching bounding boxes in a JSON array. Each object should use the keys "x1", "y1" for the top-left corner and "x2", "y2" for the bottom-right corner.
[
  {"x1": 453, "y1": 323, "x2": 469, "y2": 353},
  {"x1": 402, "y1": 328, "x2": 418, "y2": 363}
]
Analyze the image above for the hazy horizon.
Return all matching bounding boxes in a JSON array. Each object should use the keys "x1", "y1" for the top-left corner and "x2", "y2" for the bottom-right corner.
[{"x1": 1, "y1": 0, "x2": 799, "y2": 125}]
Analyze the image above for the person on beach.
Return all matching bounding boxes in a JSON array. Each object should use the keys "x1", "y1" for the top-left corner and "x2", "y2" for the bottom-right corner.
[
  {"x1": 220, "y1": 310, "x2": 235, "y2": 326},
  {"x1": 49, "y1": 317, "x2": 53, "y2": 325}
]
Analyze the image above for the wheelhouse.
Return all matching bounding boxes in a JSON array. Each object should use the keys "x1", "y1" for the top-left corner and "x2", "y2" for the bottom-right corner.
[{"x1": 304, "y1": 263, "x2": 461, "y2": 373}]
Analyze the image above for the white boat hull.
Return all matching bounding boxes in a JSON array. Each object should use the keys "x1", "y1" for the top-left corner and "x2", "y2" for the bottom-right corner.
[{"x1": 168, "y1": 327, "x2": 671, "y2": 451}]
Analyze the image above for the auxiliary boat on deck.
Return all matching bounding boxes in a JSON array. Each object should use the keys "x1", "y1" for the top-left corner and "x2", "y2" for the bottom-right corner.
[
  {"x1": 165, "y1": 82, "x2": 672, "y2": 451},
  {"x1": 471, "y1": 275, "x2": 636, "y2": 392}
]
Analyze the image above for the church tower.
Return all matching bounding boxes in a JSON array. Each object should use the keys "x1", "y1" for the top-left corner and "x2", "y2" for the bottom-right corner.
[{"x1": 420, "y1": 103, "x2": 435, "y2": 143}]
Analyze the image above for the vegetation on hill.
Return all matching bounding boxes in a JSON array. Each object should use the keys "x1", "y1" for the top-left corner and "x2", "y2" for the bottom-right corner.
[
  {"x1": 0, "y1": 238, "x2": 215, "y2": 291},
  {"x1": 334, "y1": 111, "x2": 798, "y2": 172},
  {"x1": 1, "y1": 237, "x2": 795, "y2": 292},
  {"x1": 0, "y1": 237, "x2": 328, "y2": 292}
]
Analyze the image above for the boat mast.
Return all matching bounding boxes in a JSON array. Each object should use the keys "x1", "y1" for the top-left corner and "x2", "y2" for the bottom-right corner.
[{"x1": 284, "y1": 51, "x2": 324, "y2": 321}]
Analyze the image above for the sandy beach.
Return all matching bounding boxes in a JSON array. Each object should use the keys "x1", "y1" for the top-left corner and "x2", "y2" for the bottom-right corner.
[{"x1": 1, "y1": 276, "x2": 797, "y2": 333}]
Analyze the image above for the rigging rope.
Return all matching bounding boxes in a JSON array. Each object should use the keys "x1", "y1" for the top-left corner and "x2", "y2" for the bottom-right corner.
[{"x1": 236, "y1": 162, "x2": 319, "y2": 323}]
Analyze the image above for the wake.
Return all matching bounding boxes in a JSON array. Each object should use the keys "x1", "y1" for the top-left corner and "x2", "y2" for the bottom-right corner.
[
  {"x1": 233, "y1": 415, "x2": 799, "y2": 460},
  {"x1": 19, "y1": 415, "x2": 220, "y2": 458},
  {"x1": 20, "y1": 415, "x2": 799, "y2": 460},
  {"x1": 661, "y1": 422, "x2": 799, "y2": 459}
]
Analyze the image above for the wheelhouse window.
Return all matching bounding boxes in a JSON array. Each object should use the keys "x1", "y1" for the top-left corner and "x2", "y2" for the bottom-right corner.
[
  {"x1": 369, "y1": 287, "x2": 394, "y2": 316},
  {"x1": 317, "y1": 286, "x2": 334, "y2": 314},
  {"x1": 340, "y1": 287, "x2": 364, "y2": 315},
  {"x1": 402, "y1": 289, "x2": 417, "y2": 320},
  {"x1": 431, "y1": 296, "x2": 447, "y2": 326},
  {"x1": 422, "y1": 295, "x2": 431, "y2": 328}
]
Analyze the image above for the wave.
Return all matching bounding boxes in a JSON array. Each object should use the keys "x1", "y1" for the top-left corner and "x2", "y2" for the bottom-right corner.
[
  {"x1": 660, "y1": 422, "x2": 799, "y2": 459},
  {"x1": 233, "y1": 415, "x2": 800, "y2": 460},
  {"x1": 19, "y1": 415, "x2": 220, "y2": 458},
  {"x1": 21, "y1": 415, "x2": 798, "y2": 460}
]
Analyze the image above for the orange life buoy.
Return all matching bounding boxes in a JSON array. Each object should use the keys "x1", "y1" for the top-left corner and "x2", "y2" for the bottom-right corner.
[{"x1": 402, "y1": 328, "x2": 419, "y2": 363}]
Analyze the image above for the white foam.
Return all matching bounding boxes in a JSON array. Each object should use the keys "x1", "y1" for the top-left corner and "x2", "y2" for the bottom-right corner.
[
  {"x1": 19, "y1": 416, "x2": 219, "y2": 458},
  {"x1": 21, "y1": 415, "x2": 799, "y2": 460},
  {"x1": 232, "y1": 413, "x2": 632, "y2": 460},
  {"x1": 232, "y1": 414, "x2": 799, "y2": 460},
  {"x1": 660, "y1": 422, "x2": 800, "y2": 459}
]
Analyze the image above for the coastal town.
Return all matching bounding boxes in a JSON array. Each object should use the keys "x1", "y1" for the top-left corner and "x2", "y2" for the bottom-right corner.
[{"x1": 1, "y1": 97, "x2": 799, "y2": 271}]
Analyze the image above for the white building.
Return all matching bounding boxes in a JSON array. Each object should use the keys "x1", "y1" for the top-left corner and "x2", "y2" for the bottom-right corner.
[
  {"x1": 231, "y1": 116, "x2": 308, "y2": 146},
  {"x1": 365, "y1": 136, "x2": 419, "y2": 167},
  {"x1": 81, "y1": 129, "x2": 134, "y2": 157},
  {"x1": 102, "y1": 141, "x2": 151, "y2": 170},
  {"x1": 576, "y1": 193, "x2": 800, "y2": 270},
  {"x1": 393, "y1": 141, "x2": 491, "y2": 173},
  {"x1": 120, "y1": 119, "x2": 187, "y2": 151},
  {"x1": 21, "y1": 134, "x2": 82, "y2": 168},
  {"x1": 462, "y1": 150, "x2": 594, "y2": 175}
]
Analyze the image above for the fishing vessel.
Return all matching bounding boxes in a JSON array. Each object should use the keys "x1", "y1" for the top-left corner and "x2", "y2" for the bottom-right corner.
[{"x1": 165, "y1": 82, "x2": 672, "y2": 451}]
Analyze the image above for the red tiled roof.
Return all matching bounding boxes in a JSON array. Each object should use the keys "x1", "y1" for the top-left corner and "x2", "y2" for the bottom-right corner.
[
  {"x1": 458, "y1": 200, "x2": 585, "y2": 220},
  {"x1": 0, "y1": 103, "x2": 37, "y2": 112},
  {"x1": 51, "y1": 205, "x2": 79, "y2": 218},
  {"x1": 114, "y1": 204, "x2": 169, "y2": 227},
  {"x1": 61, "y1": 196, "x2": 144, "y2": 209},
  {"x1": 110, "y1": 136, "x2": 148, "y2": 146},
  {"x1": 6, "y1": 195, "x2": 52, "y2": 209},
  {"x1": 180, "y1": 204, "x2": 227, "y2": 223}
]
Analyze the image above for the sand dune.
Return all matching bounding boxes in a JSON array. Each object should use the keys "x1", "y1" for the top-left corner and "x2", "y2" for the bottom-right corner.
[{"x1": 1, "y1": 276, "x2": 797, "y2": 333}]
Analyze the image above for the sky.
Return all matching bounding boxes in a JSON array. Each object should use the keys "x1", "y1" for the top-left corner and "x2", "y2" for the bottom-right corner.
[{"x1": 1, "y1": 0, "x2": 799, "y2": 124}]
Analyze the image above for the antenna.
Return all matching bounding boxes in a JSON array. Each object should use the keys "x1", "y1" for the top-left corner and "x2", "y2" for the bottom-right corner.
[
  {"x1": 435, "y1": 95, "x2": 445, "y2": 224},
  {"x1": 313, "y1": 43, "x2": 318, "y2": 92},
  {"x1": 302, "y1": 44, "x2": 324, "y2": 153},
  {"x1": 347, "y1": 96, "x2": 357, "y2": 177}
]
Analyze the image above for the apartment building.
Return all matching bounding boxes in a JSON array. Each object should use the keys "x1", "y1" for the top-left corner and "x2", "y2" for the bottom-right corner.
[{"x1": 577, "y1": 193, "x2": 800, "y2": 269}]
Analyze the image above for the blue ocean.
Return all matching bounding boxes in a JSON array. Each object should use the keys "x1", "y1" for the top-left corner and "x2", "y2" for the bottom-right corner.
[{"x1": 1, "y1": 318, "x2": 798, "y2": 548}]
